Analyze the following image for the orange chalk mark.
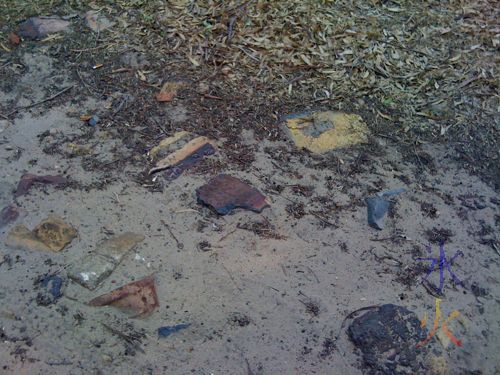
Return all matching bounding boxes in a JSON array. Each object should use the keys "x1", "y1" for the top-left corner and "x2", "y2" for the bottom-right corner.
[{"x1": 416, "y1": 298, "x2": 462, "y2": 348}]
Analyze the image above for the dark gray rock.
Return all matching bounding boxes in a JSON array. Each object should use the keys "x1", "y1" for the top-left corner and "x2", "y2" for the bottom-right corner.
[
  {"x1": 347, "y1": 304, "x2": 428, "y2": 374},
  {"x1": 18, "y1": 17, "x2": 70, "y2": 39}
]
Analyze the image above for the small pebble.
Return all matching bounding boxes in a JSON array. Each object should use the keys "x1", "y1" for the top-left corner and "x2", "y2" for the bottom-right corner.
[{"x1": 88, "y1": 116, "x2": 99, "y2": 126}]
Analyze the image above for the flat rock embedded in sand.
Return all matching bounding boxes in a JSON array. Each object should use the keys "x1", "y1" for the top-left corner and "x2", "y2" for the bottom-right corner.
[
  {"x1": 69, "y1": 233, "x2": 145, "y2": 290},
  {"x1": 196, "y1": 174, "x2": 269, "y2": 215},
  {"x1": 69, "y1": 254, "x2": 116, "y2": 290},
  {"x1": 84, "y1": 10, "x2": 115, "y2": 32},
  {"x1": 5, "y1": 216, "x2": 77, "y2": 252},
  {"x1": 89, "y1": 275, "x2": 159, "y2": 318},
  {"x1": 282, "y1": 111, "x2": 369, "y2": 153},
  {"x1": 347, "y1": 304, "x2": 428, "y2": 374},
  {"x1": 18, "y1": 17, "x2": 70, "y2": 39},
  {"x1": 5, "y1": 225, "x2": 52, "y2": 252},
  {"x1": 97, "y1": 232, "x2": 146, "y2": 263}
]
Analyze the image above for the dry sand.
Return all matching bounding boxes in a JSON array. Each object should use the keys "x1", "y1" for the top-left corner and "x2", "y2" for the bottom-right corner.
[{"x1": 0, "y1": 48, "x2": 498, "y2": 375}]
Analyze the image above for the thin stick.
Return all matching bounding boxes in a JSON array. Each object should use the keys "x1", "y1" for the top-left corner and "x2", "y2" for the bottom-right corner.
[
  {"x1": 219, "y1": 228, "x2": 237, "y2": 242},
  {"x1": 161, "y1": 219, "x2": 184, "y2": 249},
  {"x1": 221, "y1": 263, "x2": 242, "y2": 292},
  {"x1": 7, "y1": 85, "x2": 73, "y2": 116},
  {"x1": 309, "y1": 211, "x2": 335, "y2": 227}
]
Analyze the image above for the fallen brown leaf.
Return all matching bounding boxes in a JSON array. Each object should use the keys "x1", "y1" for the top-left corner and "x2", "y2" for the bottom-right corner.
[
  {"x1": 9, "y1": 32, "x2": 20, "y2": 45},
  {"x1": 156, "y1": 81, "x2": 186, "y2": 102}
]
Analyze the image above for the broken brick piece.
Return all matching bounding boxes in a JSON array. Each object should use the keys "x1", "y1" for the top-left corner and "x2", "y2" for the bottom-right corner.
[
  {"x1": 196, "y1": 174, "x2": 269, "y2": 215},
  {"x1": 89, "y1": 275, "x2": 159, "y2": 318}
]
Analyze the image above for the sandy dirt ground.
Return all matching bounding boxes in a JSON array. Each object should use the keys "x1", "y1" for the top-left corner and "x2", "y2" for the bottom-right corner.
[{"x1": 0, "y1": 21, "x2": 499, "y2": 375}]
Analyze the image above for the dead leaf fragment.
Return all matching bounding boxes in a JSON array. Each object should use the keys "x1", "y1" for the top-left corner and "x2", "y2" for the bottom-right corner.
[
  {"x1": 9, "y1": 33, "x2": 20, "y2": 45},
  {"x1": 155, "y1": 81, "x2": 187, "y2": 102},
  {"x1": 89, "y1": 275, "x2": 159, "y2": 318}
]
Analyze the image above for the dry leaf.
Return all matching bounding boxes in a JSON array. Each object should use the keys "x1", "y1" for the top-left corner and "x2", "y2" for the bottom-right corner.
[
  {"x1": 155, "y1": 81, "x2": 186, "y2": 102},
  {"x1": 9, "y1": 32, "x2": 20, "y2": 45}
]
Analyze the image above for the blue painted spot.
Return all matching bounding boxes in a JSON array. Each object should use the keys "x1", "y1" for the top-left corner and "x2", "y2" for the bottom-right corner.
[{"x1": 158, "y1": 323, "x2": 190, "y2": 338}]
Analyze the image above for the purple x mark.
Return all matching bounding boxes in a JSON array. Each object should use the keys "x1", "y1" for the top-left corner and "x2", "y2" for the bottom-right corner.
[{"x1": 417, "y1": 241, "x2": 464, "y2": 292}]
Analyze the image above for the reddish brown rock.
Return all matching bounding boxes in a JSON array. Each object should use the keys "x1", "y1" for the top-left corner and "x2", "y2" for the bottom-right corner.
[
  {"x1": 9, "y1": 32, "x2": 20, "y2": 45},
  {"x1": 196, "y1": 174, "x2": 269, "y2": 215},
  {"x1": 18, "y1": 17, "x2": 70, "y2": 39},
  {"x1": 89, "y1": 275, "x2": 159, "y2": 318},
  {"x1": 15, "y1": 173, "x2": 68, "y2": 197},
  {"x1": 0, "y1": 204, "x2": 22, "y2": 228}
]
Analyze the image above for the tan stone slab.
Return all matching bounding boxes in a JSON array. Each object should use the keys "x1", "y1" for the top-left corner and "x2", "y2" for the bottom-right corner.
[
  {"x1": 96, "y1": 232, "x2": 145, "y2": 263},
  {"x1": 5, "y1": 225, "x2": 52, "y2": 252},
  {"x1": 283, "y1": 111, "x2": 369, "y2": 153},
  {"x1": 68, "y1": 254, "x2": 116, "y2": 290},
  {"x1": 5, "y1": 216, "x2": 77, "y2": 252},
  {"x1": 32, "y1": 216, "x2": 77, "y2": 251}
]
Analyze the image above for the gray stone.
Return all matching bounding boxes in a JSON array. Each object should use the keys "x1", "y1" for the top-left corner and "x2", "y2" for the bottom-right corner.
[
  {"x1": 96, "y1": 232, "x2": 145, "y2": 263},
  {"x1": 18, "y1": 17, "x2": 70, "y2": 39},
  {"x1": 68, "y1": 253, "x2": 115, "y2": 290},
  {"x1": 348, "y1": 304, "x2": 428, "y2": 374},
  {"x1": 85, "y1": 11, "x2": 115, "y2": 32},
  {"x1": 69, "y1": 233, "x2": 144, "y2": 290},
  {"x1": 120, "y1": 52, "x2": 149, "y2": 69}
]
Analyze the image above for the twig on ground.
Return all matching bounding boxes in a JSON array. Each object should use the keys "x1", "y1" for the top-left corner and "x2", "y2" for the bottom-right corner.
[
  {"x1": 161, "y1": 219, "x2": 184, "y2": 249},
  {"x1": 221, "y1": 262, "x2": 242, "y2": 292},
  {"x1": 7, "y1": 85, "x2": 74, "y2": 117}
]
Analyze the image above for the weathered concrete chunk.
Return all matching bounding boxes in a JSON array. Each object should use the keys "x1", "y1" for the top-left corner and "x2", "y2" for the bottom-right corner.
[
  {"x1": 68, "y1": 254, "x2": 116, "y2": 290},
  {"x1": 5, "y1": 216, "x2": 77, "y2": 252}
]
